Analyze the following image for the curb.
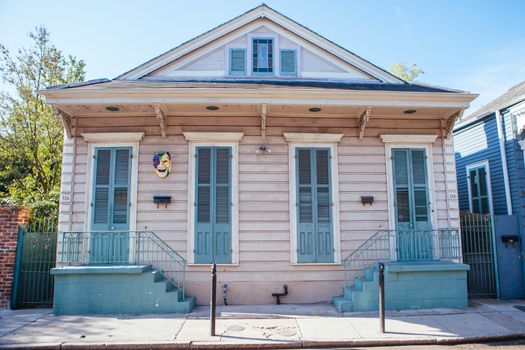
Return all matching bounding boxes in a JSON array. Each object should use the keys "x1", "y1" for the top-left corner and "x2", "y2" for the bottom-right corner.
[{"x1": 2, "y1": 333, "x2": 525, "y2": 350}]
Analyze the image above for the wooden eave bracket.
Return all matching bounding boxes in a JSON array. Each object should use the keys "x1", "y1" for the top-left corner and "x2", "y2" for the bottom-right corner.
[
  {"x1": 154, "y1": 103, "x2": 168, "y2": 138},
  {"x1": 443, "y1": 110, "x2": 463, "y2": 139},
  {"x1": 261, "y1": 103, "x2": 267, "y2": 137},
  {"x1": 53, "y1": 107, "x2": 75, "y2": 138},
  {"x1": 358, "y1": 106, "x2": 372, "y2": 139}
]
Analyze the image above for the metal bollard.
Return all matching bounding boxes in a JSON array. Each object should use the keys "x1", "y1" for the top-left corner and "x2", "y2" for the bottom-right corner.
[
  {"x1": 210, "y1": 262, "x2": 217, "y2": 336},
  {"x1": 378, "y1": 262, "x2": 385, "y2": 333}
]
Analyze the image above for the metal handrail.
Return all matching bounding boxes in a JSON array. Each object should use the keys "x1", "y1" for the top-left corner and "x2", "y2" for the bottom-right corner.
[
  {"x1": 60, "y1": 231, "x2": 187, "y2": 299},
  {"x1": 342, "y1": 229, "x2": 461, "y2": 289}
]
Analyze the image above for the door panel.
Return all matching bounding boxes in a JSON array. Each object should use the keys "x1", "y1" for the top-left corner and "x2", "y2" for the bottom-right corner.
[
  {"x1": 392, "y1": 148, "x2": 432, "y2": 261},
  {"x1": 90, "y1": 147, "x2": 131, "y2": 264},
  {"x1": 195, "y1": 147, "x2": 232, "y2": 264},
  {"x1": 296, "y1": 148, "x2": 334, "y2": 263}
]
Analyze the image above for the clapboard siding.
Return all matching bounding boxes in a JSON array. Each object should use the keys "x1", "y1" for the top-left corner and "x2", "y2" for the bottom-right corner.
[
  {"x1": 58, "y1": 116, "x2": 459, "y2": 304},
  {"x1": 454, "y1": 114, "x2": 508, "y2": 215}
]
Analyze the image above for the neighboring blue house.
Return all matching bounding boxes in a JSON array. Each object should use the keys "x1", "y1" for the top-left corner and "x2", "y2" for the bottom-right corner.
[{"x1": 454, "y1": 81, "x2": 525, "y2": 299}]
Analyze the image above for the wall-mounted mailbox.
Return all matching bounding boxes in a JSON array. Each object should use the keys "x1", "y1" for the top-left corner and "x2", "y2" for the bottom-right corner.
[
  {"x1": 153, "y1": 195, "x2": 172, "y2": 209},
  {"x1": 361, "y1": 196, "x2": 374, "y2": 206},
  {"x1": 501, "y1": 235, "x2": 519, "y2": 244}
]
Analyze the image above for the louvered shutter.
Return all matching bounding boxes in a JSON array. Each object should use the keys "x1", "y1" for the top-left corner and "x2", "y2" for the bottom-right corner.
[
  {"x1": 92, "y1": 149, "x2": 111, "y2": 230},
  {"x1": 280, "y1": 50, "x2": 296, "y2": 76},
  {"x1": 315, "y1": 149, "x2": 333, "y2": 263},
  {"x1": 230, "y1": 49, "x2": 246, "y2": 76},
  {"x1": 213, "y1": 147, "x2": 232, "y2": 264},
  {"x1": 195, "y1": 147, "x2": 213, "y2": 263}
]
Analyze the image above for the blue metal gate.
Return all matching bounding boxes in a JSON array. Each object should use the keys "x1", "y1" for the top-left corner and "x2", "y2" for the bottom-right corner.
[
  {"x1": 460, "y1": 213, "x2": 497, "y2": 298},
  {"x1": 11, "y1": 218, "x2": 57, "y2": 309}
]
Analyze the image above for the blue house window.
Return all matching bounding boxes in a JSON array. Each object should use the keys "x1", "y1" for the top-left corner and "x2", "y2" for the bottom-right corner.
[
  {"x1": 467, "y1": 163, "x2": 491, "y2": 215},
  {"x1": 229, "y1": 49, "x2": 246, "y2": 76},
  {"x1": 252, "y1": 38, "x2": 273, "y2": 75},
  {"x1": 280, "y1": 49, "x2": 296, "y2": 76}
]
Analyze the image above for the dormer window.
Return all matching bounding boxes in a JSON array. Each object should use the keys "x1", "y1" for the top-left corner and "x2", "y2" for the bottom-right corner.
[
  {"x1": 280, "y1": 49, "x2": 296, "y2": 76},
  {"x1": 252, "y1": 38, "x2": 273, "y2": 75},
  {"x1": 229, "y1": 49, "x2": 246, "y2": 76}
]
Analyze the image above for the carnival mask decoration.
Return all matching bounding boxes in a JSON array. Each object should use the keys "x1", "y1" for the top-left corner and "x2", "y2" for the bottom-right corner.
[{"x1": 153, "y1": 152, "x2": 172, "y2": 178}]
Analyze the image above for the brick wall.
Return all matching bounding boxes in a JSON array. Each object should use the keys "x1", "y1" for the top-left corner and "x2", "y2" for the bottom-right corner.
[{"x1": 0, "y1": 206, "x2": 30, "y2": 309}]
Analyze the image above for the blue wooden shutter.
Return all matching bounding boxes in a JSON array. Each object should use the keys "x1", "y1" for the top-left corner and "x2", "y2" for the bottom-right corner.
[
  {"x1": 195, "y1": 147, "x2": 213, "y2": 264},
  {"x1": 213, "y1": 147, "x2": 232, "y2": 264},
  {"x1": 230, "y1": 49, "x2": 246, "y2": 76},
  {"x1": 280, "y1": 50, "x2": 296, "y2": 76},
  {"x1": 315, "y1": 149, "x2": 333, "y2": 263},
  {"x1": 112, "y1": 149, "x2": 131, "y2": 230},
  {"x1": 92, "y1": 149, "x2": 111, "y2": 230},
  {"x1": 296, "y1": 148, "x2": 333, "y2": 263}
]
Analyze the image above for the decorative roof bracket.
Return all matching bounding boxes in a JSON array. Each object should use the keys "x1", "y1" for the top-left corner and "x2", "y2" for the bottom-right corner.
[
  {"x1": 53, "y1": 107, "x2": 75, "y2": 138},
  {"x1": 443, "y1": 110, "x2": 463, "y2": 139},
  {"x1": 154, "y1": 103, "x2": 168, "y2": 138},
  {"x1": 261, "y1": 103, "x2": 267, "y2": 138},
  {"x1": 358, "y1": 106, "x2": 372, "y2": 139}
]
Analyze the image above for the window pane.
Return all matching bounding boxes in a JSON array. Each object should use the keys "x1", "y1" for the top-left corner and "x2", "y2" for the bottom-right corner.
[
  {"x1": 215, "y1": 186, "x2": 229, "y2": 223},
  {"x1": 114, "y1": 149, "x2": 130, "y2": 185},
  {"x1": 96, "y1": 150, "x2": 111, "y2": 185},
  {"x1": 230, "y1": 49, "x2": 245, "y2": 74},
  {"x1": 411, "y1": 150, "x2": 426, "y2": 185},
  {"x1": 470, "y1": 169, "x2": 479, "y2": 197},
  {"x1": 197, "y1": 186, "x2": 210, "y2": 223},
  {"x1": 396, "y1": 189, "x2": 410, "y2": 222},
  {"x1": 94, "y1": 188, "x2": 109, "y2": 224},
  {"x1": 481, "y1": 197, "x2": 490, "y2": 215},
  {"x1": 478, "y1": 168, "x2": 487, "y2": 196},
  {"x1": 113, "y1": 187, "x2": 128, "y2": 224},
  {"x1": 317, "y1": 187, "x2": 330, "y2": 222},
  {"x1": 298, "y1": 150, "x2": 311, "y2": 185},
  {"x1": 280, "y1": 50, "x2": 296, "y2": 74},
  {"x1": 216, "y1": 148, "x2": 230, "y2": 185},
  {"x1": 299, "y1": 187, "x2": 312, "y2": 223},
  {"x1": 316, "y1": 150, "x2": 329, "y2": 185},
  {"x1": 393, "y1": 150, "x2": 408, "y2": 186},
  {"x1": 414, "y1": 188, "x2": 428, "y2": 221},
  {"x1": 198, "y1": 148, "x2": 211, "y2": 184},
  {"x1": 252, "y1": 39, "x2": 273, "y2": 73}
]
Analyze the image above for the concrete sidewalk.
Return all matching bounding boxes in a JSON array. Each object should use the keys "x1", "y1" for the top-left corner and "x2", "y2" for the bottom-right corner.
[{"x1": 1, "y1": 300, "x2": 525, "y2": 349}]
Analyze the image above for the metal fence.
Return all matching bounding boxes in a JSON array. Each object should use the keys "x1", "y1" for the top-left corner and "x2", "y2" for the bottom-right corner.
[
  {"x1": 343, "y1": 229, "x2": 461, "y2": 289},
  {"x1": 460, "y1": 213, "x2": 497, "y2": 298},
  {"x1": 61, "y1": 231, "x2": 187, "y2": 299},
  {"x1": 12, "y1": 218, "x2": 58, "y2": 309}
]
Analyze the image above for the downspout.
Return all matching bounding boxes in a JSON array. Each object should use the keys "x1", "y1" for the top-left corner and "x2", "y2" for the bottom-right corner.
[{"x1": 496, "y1": 110, "x2": 513, "y2": 215}]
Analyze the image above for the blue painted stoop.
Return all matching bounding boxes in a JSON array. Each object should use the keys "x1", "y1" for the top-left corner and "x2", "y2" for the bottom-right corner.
[
  {"x1": 51, "y1": 264, "x2": 196, "y2": 315},
  {"x1": 333, "y1": 262, "x2": 470, "y2": 313}
]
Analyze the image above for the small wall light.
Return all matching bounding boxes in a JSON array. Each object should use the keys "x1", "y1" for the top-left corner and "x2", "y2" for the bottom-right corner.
[
  {"x1": 361, "y1": 196, "x2": 374, "y2": 206},
  {"x1": 256, "y1": 145, "x2": 272, "y2": 155},
  {"x1": 206, "y1": 105, "x2": 219, "y2": 111},
  {"x1": 403, "y1": 109, "x2": 417, "y2": 114},
  {"x1": 309, "y1": 107, "x2": 322, "y2": 113},
  {"x1": 105, "y1": 106, "x2": 119, "y2": 112}
]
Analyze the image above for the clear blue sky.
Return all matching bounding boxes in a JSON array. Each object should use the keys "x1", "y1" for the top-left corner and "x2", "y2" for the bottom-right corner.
[{"x1": 1, "y1": 0, "x2": 524, "y2": 114}]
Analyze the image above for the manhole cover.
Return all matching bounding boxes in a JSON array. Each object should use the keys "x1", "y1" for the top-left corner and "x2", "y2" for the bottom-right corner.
[
  {"x1": 514, "y1": 305, "x2": 525, "y2": 312},
  {"x1": 227, "y1": 325, "x2": 245, "y2": 332},
  {"x1": 278, "y1": 329, "x2": 297, "y2": 337}
]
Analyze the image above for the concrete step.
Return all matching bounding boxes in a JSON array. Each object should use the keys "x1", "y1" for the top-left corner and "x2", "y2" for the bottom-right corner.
[{"x1": 333, "y1": 296, "x2": 353, "y2": 313}]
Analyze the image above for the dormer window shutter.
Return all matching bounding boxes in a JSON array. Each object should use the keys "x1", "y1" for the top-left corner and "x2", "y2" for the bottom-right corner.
[
  {"x1": 280, "y1": 49, "x2": 296, "y2": 76},
  {"x1": 229, "y1": 49, "x2": 246, "y2": 76}
]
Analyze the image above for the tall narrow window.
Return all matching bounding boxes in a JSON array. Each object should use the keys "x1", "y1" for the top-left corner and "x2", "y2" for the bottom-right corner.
[
  {"x1": 252, "y1": 38, "x2": 273, "y2": 75},
  {"x1": 296, "y1": 148, "x2": 334, "y2": 263},
  {"x1": 468, "y1": 165, "x2": 491, "y2": 215},
  {"x1": 229, "y1": 49, "x2": 246, "y2": 76},
  {"x1": 280, "y1": 49, "x2": 296, "y2": 76},
  {"x1": 195, "y1": 146, "x2": 232, "y2": 264}
]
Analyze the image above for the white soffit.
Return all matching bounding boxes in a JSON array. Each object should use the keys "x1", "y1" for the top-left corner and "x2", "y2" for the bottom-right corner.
[
  {"x1": 283, "y1": 133, "x2": 344, "y2": 143},
  {"x1": 380, "y1": 134, "x2": 438, "y2": 143}
]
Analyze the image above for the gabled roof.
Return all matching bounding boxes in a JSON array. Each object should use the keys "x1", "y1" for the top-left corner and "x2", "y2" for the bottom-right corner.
[
  {"x1": 116, "y1": 4, "x2": 404, "y2": 84},
  {"x1": 461, "y1": 80, "x2": 525, "y2": 124}
]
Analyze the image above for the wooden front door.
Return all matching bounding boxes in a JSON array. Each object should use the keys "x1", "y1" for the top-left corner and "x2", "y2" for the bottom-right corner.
[
  {"x1": 90, "y1": 147, "x2": 132, "y2": 264},
  {"x1": 392, "y1": 148, "x2": 432, "y2": 261}
]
